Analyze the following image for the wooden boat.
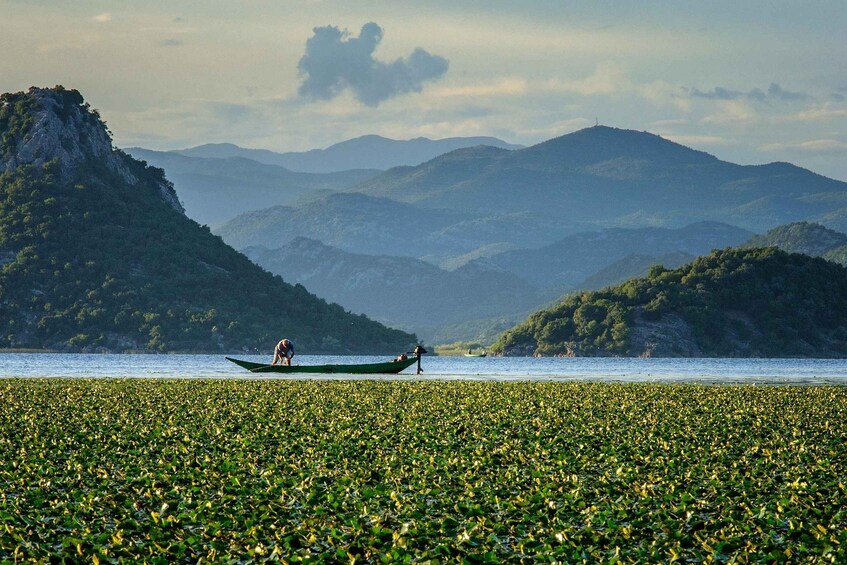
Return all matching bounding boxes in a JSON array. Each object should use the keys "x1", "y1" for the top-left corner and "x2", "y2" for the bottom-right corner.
[
  {"x1": 226, "y1": 356, "x2": 419, "y2": 374},
  {"x1": 464, "y1": 351, "x2": 487, "y2": 358}
]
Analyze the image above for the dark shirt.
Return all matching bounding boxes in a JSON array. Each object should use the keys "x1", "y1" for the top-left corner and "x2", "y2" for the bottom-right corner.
[{"x1": 275, "y1": 341, "x2": 294, "y2": 356}]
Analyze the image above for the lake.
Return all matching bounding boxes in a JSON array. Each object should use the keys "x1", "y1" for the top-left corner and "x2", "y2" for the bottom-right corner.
[{"x1": 1, "y1": 353, "x2": 846, "y2": 384}]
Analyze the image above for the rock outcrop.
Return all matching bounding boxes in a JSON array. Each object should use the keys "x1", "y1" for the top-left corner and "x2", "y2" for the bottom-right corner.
[{"x1": 0, "y1": 86, "x2": 183, "y2": 213}]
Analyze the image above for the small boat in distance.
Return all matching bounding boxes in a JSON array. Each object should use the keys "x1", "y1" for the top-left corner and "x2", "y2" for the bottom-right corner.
[
  {"x1": 226, "y1": 356, "x2": 418, "y2": 374},
  {"x1": 464, "y1": 349, "x2": 487, "y2": 358}
]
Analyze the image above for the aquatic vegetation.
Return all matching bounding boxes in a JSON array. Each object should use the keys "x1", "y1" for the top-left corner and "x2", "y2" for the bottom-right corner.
[{"x1": 1, "y1": 379, "x2": 845, "y2": 562}]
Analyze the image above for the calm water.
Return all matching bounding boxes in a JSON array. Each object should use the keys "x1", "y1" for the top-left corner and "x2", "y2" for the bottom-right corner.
[{"x1": 1, "y1": 353, "x2": 846, "y2": 384}]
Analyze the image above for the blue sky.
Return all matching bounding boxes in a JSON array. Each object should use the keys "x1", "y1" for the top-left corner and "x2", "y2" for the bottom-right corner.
[{"x1": 2, "y1": 1, "x2": 846, "y2": 180}]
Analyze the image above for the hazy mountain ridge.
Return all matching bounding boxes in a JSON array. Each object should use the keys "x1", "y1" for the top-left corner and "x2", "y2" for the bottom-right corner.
[
  {"x1": 217, "y1": 126, "x2": 847, "y2": 275},
  {"x1": 216, "y1": 192, "x2": 467, "y2": 258},
  {"x1": 348, "y1": 126, "x2": 847, "y2": 232},
  {"x1": 477, "y1": 222, "x2": 754, "y2": 296},
  {"x1": 236, "y1": 222, "x2": 754, "y2": 343},
  {"x1": 125, "y1": 147, "x2": 379, "y2": 226},
  {"x1": 207, "y1": 126, "x2": 847, "y2": 345},
  {"x1": 0, "y1": 86, "x2": 415, "y2": 353},
  {"x1": 243, "y1": 238, "x2": 543, "y2": 340},
  {"x1": 176, "y1": 135, "x2": 524, "y2": 173}
]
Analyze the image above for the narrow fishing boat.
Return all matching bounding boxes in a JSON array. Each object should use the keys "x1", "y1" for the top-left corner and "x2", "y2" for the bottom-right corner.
[
  {"x1": 226, "y1": 356, "x2": 418, "y2": 374},
  {"x1": 464, "y1": 350, "x2": 487, "y2": 358}
]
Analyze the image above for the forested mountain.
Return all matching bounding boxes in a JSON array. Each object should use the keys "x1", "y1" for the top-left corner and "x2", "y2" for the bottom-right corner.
[
  {"x1": 125, "y1": 148, "x2": 378, "y2": 226},
  {"x1": 175, "y1": 135, "x2": 524, "y2": 173},
  {"x1": 742, "y1": 222, "x2": 847, "y2": 264},
  {"x1": 492, "y1": 247, "x2": 847, "y2": 358},
  {"x1": 351, "y1": 126, "x2": 847, "y2": 233},
  {"x1": 0, "y1": 86, "x2": 415, "y2": 353},
  {"x1": 243, "y1": 238, "x2": 543, "y2": 340}
]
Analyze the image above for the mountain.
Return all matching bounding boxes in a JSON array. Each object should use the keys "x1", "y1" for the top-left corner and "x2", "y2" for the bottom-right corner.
[
  {"x1": 0, "y1": 86, "x2": 415, "y2": 353},
  {"x1": 350, "y1": 126, "x2": 847, "y2": 233},
  {"x1": 215, "y1": 192, "x2": 466, "y2": 258},
  {"x1": 229, "y1": 220, "x2": 749, "y2": 344},
  {"x1": 175, "y1": 135, "x2": 524, "y2": 173},
  {"x1": 742, "y1": 221, "x2": 847, "y2": 260},
  {"x1": 216, "y1": 190, "x2": 573, "y2": 264},
  {"x1": 125, "y1": 148, "x2": 378, "y2": 227},
  {"x1": 217, "y1": 126, "x2": 847, "y2": 274},
  {"x1": 478, "y1": 222, "x2": 754, "y2": 297},
  {"x1": 243, "y1": 238, "x2": 544, "y2": 341},
  {"x1": 492, "y1": 247, "x2": 847, "y2": 358},
  {"x1": 574, "y1": 251, "x2": 697, "y2": 291}
]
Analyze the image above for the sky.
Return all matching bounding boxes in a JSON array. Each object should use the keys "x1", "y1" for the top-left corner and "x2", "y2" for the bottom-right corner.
[{"x1": 2, "y1": 0, "x2": 846, "y2": 180}]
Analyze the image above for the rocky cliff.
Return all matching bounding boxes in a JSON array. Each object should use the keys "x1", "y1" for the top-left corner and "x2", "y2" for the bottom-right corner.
[{"x1": 0, "y1": 86, "x2": 183, "y2": 213}]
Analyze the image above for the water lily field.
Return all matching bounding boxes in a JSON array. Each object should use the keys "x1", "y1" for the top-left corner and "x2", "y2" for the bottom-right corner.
[{"x1": 1, "y1": 379, "x2": 845, "y2": 562}]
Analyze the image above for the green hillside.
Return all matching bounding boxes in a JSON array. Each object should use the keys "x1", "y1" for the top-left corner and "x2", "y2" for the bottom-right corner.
[
  {"x1": 743, "y1": 221, "x2": 847, "y2": 256},
  {"x1": 0, "y1": 86, "x2": 415, "y2": 353},
  {"x1": 492, "y1": 247, "x2": 847, "y2": 357}
]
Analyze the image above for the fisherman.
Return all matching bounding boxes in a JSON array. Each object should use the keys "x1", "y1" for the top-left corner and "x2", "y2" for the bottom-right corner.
[{"x1": 272, "y1": 338, "x2": 295, "y2": 366}]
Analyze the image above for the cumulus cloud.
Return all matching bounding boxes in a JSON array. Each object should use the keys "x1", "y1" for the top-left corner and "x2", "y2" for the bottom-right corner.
[
  {"x1": 687, "y1": 83, "x2": 807, "y2": 103},
  {"x1": 297, "y1": 22, "x2": 449, "y2": 107},
  {"x1": 766, "y1": 83, "x2": 806, "y2": 101},
  {"x1": 689, "y1": 86, "x2": 745, "y2": 100}
]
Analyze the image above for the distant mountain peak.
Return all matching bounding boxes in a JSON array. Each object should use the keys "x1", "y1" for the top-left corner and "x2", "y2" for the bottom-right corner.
[
  {"x1": 171, "y1": 134, "x2": 523, "y2": 173},
  {"x1": 525, "y1": 125, "x2": 719, "y2": 167}
]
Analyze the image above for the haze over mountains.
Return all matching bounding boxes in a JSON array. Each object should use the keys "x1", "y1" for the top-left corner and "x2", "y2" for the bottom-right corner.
[
  {"x1": 243, "y1": 223, "x2": 753, "y2": 343},
  {"x1": 243, "y1": 238, "x2": 545, "y2": 339},
  {"x1": 173, "y1": 135, "x2": 524, "y2": 173},
  {"x1": 215, "y1": 127, "x2": 847, "y2": 261},
  {"x1": 349, "y1": 127, "x2": 847, "y2": 232},
  {"x1": 126, "y1": 135, "x2": 522, "y2": 227},
  {"x1": 186, "y1": 126, "x2": 847, "y2": 343},
  {"x1": 125, "y1": 148, "x2": 377, "y2": 226}
]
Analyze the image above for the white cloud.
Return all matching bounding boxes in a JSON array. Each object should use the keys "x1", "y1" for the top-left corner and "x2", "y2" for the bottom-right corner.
[
  {"x1": 760, "y1": 139, "x2": 847, "y2": 154},
  {"x1": 699, "y1": 100, "x2": 757, "y2": 125},
  {"x1": 662, "y1": 134, "x2": 735, "y2": 147},
  {"x1": 781, "y1": 105, "x2": 847, "y2": 122},
  {"x1": 429, "y1": 78, "x2": 528, "y2": 99}
]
